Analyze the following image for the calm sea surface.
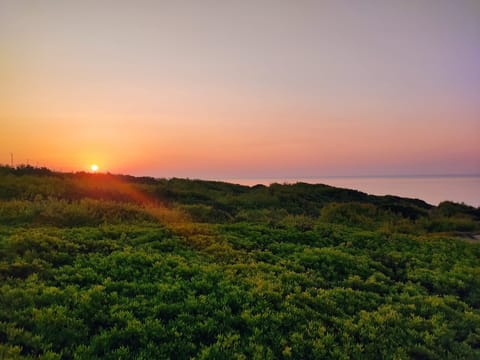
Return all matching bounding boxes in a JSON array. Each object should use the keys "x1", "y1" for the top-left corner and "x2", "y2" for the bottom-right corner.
[{"x1": 223, "y1": 176, "x2": 480, "y2": 207}]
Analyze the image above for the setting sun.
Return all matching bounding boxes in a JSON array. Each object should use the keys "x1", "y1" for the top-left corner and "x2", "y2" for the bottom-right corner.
[{"x1": 90, "y1": 164, "x2": 99, "y2": 173}]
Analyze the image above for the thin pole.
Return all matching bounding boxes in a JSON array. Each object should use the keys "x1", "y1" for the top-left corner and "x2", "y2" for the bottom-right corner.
[{"x1": 10, "y1": 153, "x2": 13, "y2": 167}]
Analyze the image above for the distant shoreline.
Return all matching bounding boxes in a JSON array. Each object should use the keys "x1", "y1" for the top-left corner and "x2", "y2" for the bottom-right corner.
[
  {"x1": 221, "y1": 174, "x2": 480, "y2": 181},
  {"x1": 221, "y1": 175, "x2": 480, "y2": 208}
]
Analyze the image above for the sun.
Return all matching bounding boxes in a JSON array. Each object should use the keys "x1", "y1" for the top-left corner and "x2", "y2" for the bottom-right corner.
[{"x1": 90, "y1": 164, "x2": 99, "y2": 173}]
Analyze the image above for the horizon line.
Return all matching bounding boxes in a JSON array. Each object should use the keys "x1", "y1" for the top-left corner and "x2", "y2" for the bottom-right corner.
[{"x1": 2, "y1": 164, "x2": 480, "y2": 180}]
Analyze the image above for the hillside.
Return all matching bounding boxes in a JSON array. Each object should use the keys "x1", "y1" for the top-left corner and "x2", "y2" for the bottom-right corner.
[{"x1": 0, "y1": 166, "x2": 479, "y2": 359}]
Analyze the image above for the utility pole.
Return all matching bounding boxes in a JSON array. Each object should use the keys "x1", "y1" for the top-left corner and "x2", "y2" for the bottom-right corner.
[{"x1": 10, "y1": 153, "x2": 13, "y2": 167}]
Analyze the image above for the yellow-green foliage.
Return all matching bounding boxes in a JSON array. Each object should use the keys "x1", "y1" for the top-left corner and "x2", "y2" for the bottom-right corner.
[{"x1": 0, "y1": 167, "x2": 479, "y2": 358}]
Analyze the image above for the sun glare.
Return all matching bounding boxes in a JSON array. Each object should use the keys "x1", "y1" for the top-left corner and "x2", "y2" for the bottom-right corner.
[{"x1": 90, "y1": 164, "x2": 99, "y2": 173}]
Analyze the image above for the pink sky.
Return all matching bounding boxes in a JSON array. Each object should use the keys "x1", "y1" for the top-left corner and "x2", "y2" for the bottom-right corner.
[{"x1": 1, "y1": 1, "x2": 479, "y2": 178}]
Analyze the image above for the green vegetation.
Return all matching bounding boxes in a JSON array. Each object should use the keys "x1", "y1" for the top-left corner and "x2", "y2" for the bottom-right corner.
[{"x1": 1, "y1": 165, "x2": 479, "y2": 359}]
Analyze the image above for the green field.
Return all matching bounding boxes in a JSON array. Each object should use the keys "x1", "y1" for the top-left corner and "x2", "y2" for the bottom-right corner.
[{"x1": 1, "y1": 166, "x2": 479, "y2": 359}]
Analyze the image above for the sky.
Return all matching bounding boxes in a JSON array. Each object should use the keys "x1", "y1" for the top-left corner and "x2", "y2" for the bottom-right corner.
[{"x1": 1, "y1": 0, "x2": 479, "y2": 178}]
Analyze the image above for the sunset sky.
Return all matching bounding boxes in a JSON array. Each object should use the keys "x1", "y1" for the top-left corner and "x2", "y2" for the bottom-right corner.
[{"x1": 1, "y1": 0, "x2": 479, "y2": 178}]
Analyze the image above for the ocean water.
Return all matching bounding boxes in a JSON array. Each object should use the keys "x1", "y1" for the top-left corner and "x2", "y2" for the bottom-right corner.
[{"x1": 225, "y1": 176, "x2": 480, "y2": 207}]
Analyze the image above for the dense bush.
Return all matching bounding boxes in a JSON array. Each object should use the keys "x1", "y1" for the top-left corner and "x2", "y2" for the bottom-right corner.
[{"x1": 0, "y1": 167, "x2": 479, "y2": 358}]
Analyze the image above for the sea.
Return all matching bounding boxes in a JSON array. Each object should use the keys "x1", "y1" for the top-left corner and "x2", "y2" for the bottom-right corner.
[{"x1": 224, "y1": 176, "x2": 480, "y2": 207}]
